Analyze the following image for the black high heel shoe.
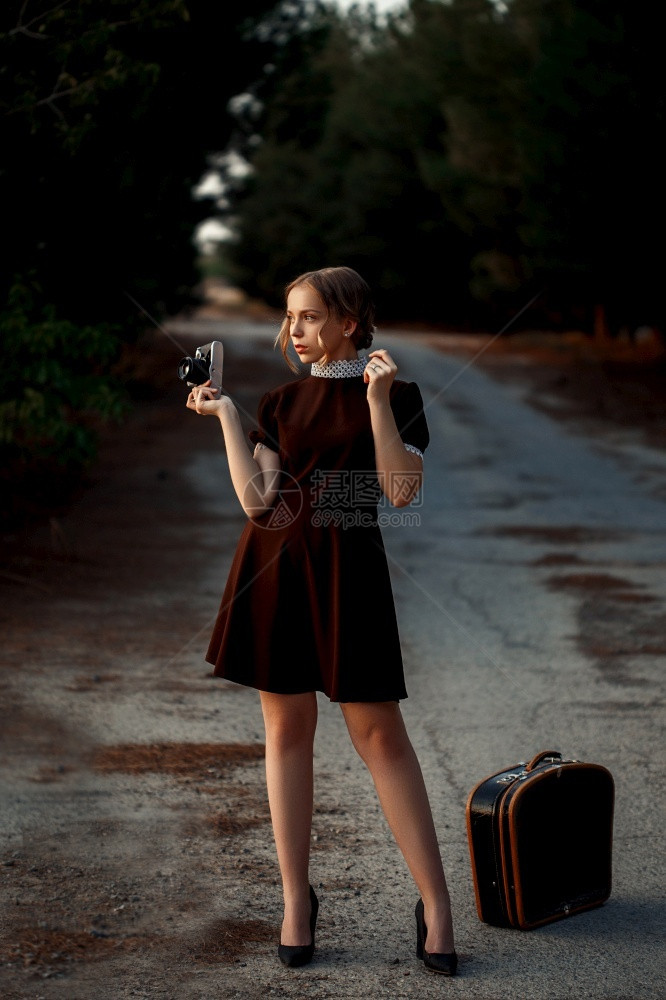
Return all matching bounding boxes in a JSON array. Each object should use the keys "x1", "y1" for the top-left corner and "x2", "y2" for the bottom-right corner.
[
  {"x1": 415, "y1": 898, "x2": 458, "y2": 976},
  {"x1": 278, "y1": 885, "x2": 319, "y2": 968}
]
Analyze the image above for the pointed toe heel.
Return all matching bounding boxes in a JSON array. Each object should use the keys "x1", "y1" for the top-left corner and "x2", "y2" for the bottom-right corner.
[
  {"x1": 415, "y1": 898, "x2": 458, "y2": 977},
  {"x1": 278, "y1": 885, "x2": 319, "y2": 968}
]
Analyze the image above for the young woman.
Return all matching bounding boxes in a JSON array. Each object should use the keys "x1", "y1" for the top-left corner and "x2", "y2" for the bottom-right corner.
[{"x1": 186, "y1": 266, "x2": 457, "y2": 976}]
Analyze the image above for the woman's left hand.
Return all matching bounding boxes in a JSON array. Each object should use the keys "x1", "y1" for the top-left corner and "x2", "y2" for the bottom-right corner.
[{"x1": 364, "y1": 349, "x2": 397, "y2": 398}]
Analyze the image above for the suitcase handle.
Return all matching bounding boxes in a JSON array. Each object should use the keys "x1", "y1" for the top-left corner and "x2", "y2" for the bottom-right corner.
[{"x1": 525, "y1": 749, "x2": 562, "y2": 772}]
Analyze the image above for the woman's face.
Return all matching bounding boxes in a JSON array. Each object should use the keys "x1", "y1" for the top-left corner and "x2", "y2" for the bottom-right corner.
[{"x1": 286, "y1": 284, "x2": 356, "y2": 363}]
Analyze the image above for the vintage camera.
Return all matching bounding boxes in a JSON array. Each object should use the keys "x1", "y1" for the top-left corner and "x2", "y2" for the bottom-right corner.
[{"x1": 178, "y1": 341, "x2": 224, "y2": 393}]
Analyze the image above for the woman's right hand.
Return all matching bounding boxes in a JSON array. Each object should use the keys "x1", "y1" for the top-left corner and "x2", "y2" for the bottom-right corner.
[{"x1": 186, "y1": 379, "x2": 232, "y2": 417}]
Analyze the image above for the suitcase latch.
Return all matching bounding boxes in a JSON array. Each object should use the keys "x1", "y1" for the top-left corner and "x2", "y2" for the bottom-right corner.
[{"x1": 497, "y1": 774, "x2": 522, "y2": 783}]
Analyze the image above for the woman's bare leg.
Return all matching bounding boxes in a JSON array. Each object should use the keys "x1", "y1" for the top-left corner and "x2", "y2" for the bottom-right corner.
[
  {"x1": 340, "y1": 700, "x2": 455, "y2": 954},
  {"x1": 260, "y1": 690, "x2": 318, "y2": 946}
]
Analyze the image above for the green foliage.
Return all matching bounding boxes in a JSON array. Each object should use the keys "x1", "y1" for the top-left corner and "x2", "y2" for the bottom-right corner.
[
  {"x1": 0, "y1": 277, "x2": 130, "y2": 527},
  {"x1": 1, "y1": 0, "x2": 279, "y2": 326},
  {"x1": 0, "y1": 0, "x2": 277, "y2": 526},
  {"x1": 512, "y1": 0, "x2": 662, "y2": 326},
  {"x1": 217, "y1": 0, "x2": 661, "y2": 331}
]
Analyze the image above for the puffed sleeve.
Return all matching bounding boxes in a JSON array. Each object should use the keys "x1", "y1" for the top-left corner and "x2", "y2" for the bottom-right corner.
[
  {"x1": 248, "y1": 391, "x2": 280, "y2": 453},
  {"x1": 390, "y1": 381, "x2": 430, "y2": 457}
]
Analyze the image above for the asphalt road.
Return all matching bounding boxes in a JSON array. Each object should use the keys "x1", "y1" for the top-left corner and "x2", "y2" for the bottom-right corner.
[
  {"x1": 169, "y1": 318, "x2": 666, "y2": 999},
  {"x1": 1, "y1": 316, "x2": 664, "y2": 999}
]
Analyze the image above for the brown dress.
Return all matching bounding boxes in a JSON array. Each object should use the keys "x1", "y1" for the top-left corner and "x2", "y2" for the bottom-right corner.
[{"x1": 205, "y1": 355, "x2": 429, "y2": 702}]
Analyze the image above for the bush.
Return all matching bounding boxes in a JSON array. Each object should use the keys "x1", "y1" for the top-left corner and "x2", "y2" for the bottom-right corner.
[{"x1": 0, "y1": 278, "x2": 130, "y2": 528}]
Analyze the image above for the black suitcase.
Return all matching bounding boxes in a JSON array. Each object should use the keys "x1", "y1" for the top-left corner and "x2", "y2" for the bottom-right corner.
[{"x1": 466, "y1": 749, "x2": 614, "y2": 930}]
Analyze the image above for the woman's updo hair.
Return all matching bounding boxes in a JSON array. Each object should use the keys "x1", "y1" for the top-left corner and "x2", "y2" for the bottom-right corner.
[{"x1": 276, "y1": 266, "x2": 375, "y2": 371}]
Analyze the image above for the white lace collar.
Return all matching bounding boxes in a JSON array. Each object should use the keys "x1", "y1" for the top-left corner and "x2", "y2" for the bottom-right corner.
[{"x1": 310, "y1": 355, "x2": 367, "y2": 378}]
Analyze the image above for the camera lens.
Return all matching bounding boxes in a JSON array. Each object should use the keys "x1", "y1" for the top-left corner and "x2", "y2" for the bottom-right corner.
[
  {"x1": 178, "y1": 356, "x2": 210, "y2": 385},
  {"x1": 178, "y1": 358, "x2": 194, "y2": 381}
]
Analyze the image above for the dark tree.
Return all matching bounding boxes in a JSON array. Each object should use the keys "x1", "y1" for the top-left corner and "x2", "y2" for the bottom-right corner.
[
  {"x1": 218, "y1": 0, "x2": 662, "y2": 333},
  {"x1": 512, "y1": 0, "x2": 664, "y2": 332},
  {"x1": 1, "y1": 0, "x2": 278, "y2": 325},
  {"x1": 0, "y1": 0, "x2": 276, "y2": 526}
]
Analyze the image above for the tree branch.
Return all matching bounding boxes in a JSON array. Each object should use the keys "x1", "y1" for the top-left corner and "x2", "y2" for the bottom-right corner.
[{"x1": 8, "y1": 0, "x2": 73, "y2": 40}]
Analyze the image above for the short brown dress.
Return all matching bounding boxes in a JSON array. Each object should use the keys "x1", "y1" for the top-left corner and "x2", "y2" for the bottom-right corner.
[{"x1": 205, "y1": 355, "x2": 429, "y2": 702}]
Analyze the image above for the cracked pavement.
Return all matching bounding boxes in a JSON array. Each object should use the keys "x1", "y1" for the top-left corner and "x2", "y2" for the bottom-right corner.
[{"x1": 1, "y1": 318, "x2": 664, "y2": 999}]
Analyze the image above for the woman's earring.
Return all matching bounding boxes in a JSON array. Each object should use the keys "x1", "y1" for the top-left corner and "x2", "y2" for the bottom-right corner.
[{"x1": 344, "y1": 332, "x2": 351, "y2": 337}]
